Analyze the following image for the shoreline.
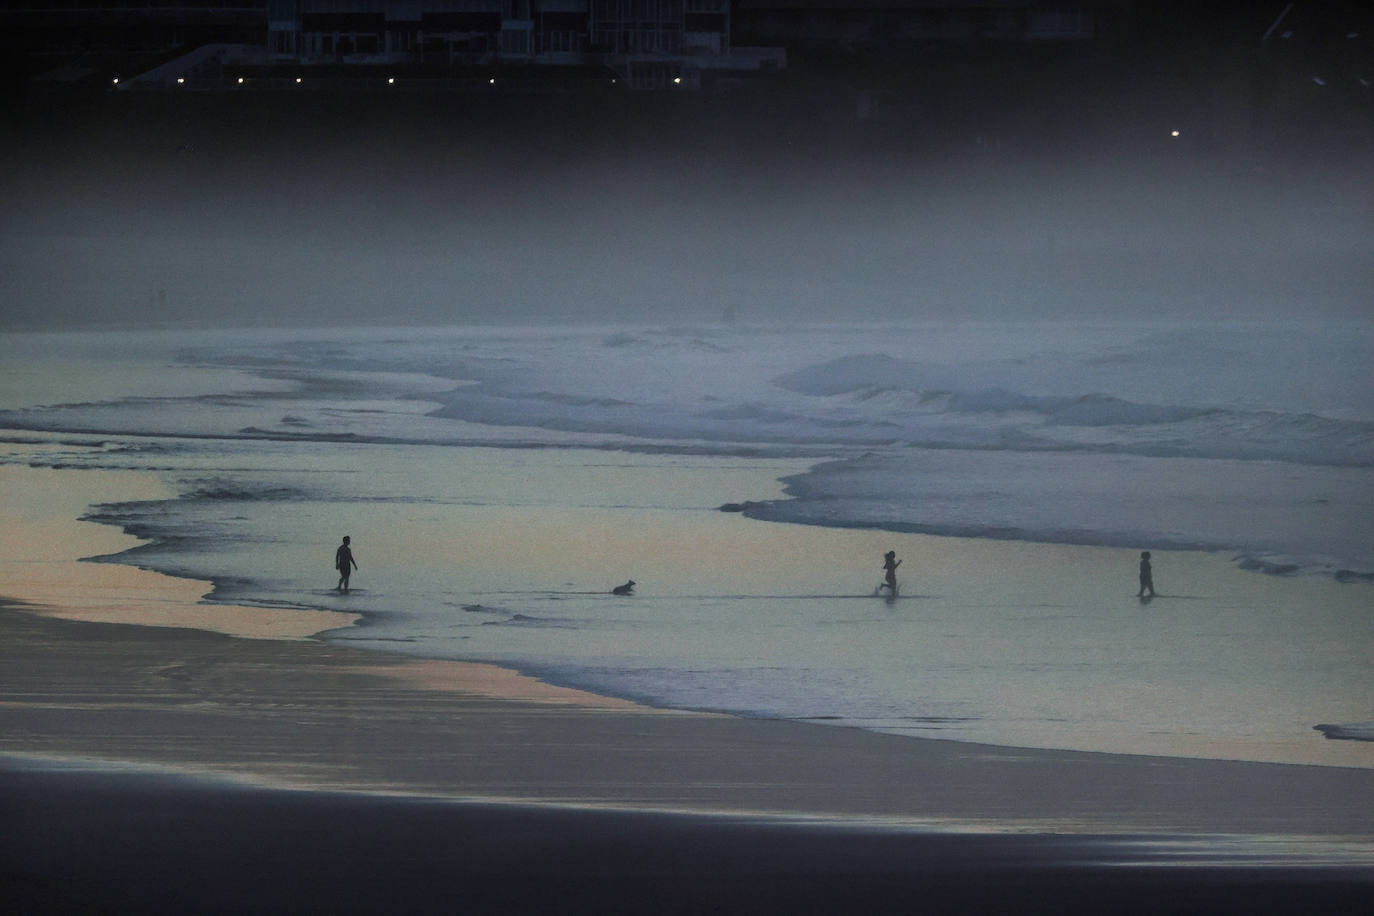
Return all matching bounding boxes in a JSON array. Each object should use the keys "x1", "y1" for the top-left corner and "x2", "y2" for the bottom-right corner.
[
  {"x1": 2, "y1": 448, "x2": 1372, "y2": 769},
  {"x1": 0, "y1": 460, "x2": 361, "y2": 641},
  {"x1": 5, "y1": 451, "x2": 1374, "y2": 910},
  {"x1": 4, "y1": 599, "x2": 1374, "y2": 839},
  {"x1": 4, "y1": 600, "x2": 1374, "y2": 912}
]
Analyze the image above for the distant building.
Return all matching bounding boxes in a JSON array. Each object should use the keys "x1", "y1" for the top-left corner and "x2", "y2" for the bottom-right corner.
[
  {"x1": 3, "y1": 2, "x2": 267, "y2": 85},
  {"x1": 4, "y1": 0, "x2": 783, "y2": 90},
  {"x1": 8, "y1": 1, "x2": 1137, "y2": 92},
  {"x1": 254, "y1": 0, "x2": 783, "y2": 89},
  {"x1": 733, "y1": 1, "x2": 1131, "y2": 49}
]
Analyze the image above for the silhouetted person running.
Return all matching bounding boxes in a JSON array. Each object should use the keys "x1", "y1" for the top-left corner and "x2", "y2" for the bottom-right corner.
[
  {"x1": 336, "y1": 536, "x2": 358, "y2": 593},
  {"x1": 881, "y1": 550, "x2": 901, "y2": 595},
  {"x1": 1137, "y1": 551, "x2": 1155, "y2": 598}
]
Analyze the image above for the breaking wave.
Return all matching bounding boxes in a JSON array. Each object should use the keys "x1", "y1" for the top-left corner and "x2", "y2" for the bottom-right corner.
[
  {"x1": 1314, "y1": 722, "x2": 1374, "y2": 742},
  {"x1": 3, "y1": 321, "x2": 1372, "y2": 580},
  {"x1": 183, "y1": 480, "x2": 308, "y2": 502},
  {"x1": 774, "y1": 354, "x2": 1374, "y2": 467}
]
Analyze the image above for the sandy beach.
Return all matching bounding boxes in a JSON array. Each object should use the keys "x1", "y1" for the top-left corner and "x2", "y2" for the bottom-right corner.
[
  {"x1": 4, "y1": 601, "x2": 1374, "y2": 913},
  {"x1": 7, "y1": 596, "x2": 1374, "y2": 832},
  {"x1": 3, "y1": 449, "x2": 1373, "y2": 911}
]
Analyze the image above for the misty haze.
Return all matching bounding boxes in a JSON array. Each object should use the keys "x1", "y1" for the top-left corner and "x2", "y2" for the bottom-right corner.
[{"x1": 4, "y1": 10, "x2": 1371, "y2": 329}]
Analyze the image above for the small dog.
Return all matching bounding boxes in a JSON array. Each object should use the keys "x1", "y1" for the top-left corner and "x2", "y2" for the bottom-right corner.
[{"x1": 611, "y1": 580, "x2": 635, "y2": 596}]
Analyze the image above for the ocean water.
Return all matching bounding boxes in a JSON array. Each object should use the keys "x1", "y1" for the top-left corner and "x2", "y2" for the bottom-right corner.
[{"x1": 1, "y1": 322, "x2": 1371, "y2": 764}]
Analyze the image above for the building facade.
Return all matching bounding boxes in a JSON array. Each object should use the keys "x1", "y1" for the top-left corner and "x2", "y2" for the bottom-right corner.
[
  {"x1": 258, "y1": 0, "x2": 780, "y2": 88},
  {"x1": 9, "y1": 1, "x2": 1139, "y2": 92}
]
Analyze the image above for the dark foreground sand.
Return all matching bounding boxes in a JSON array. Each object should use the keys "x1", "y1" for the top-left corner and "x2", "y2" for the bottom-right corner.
[
  {"x1": 6, "y1": 761, "x2": 1372, "y2": 916},
  {"x1": 3, "y1": 602, "x2": 1373, "y2": 913}
]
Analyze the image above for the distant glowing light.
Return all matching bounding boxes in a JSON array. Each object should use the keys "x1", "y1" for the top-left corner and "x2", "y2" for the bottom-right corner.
[
  {"x1": 673, "y1": 77, "x2": 681, "y2": 84},
  {"x1": 1170, "y1": 129, "x2": 1180, "y2": 138},
  {"x1": 112, "y1": 78, "x2": 119, "y2": 84},
  {"x1": 489, "y1": 78, "x2": 496, "y2": 84},
  {"x1": 387, "y1": 77, "x2": 395, "y2": 84},
  {"x1": 296, "y1": 77, "x2": 302, "y2": 83},
  {"x1": 237, "y1": 77, "x2": 244, "y2": 84},
  {"x1": 176, "y1": 77, "x2": 185, "y2": 85}
]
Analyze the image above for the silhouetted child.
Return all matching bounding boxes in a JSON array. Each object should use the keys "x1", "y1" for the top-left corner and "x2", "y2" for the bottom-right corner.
[
  {"x1": 881, "y1": 550, "x2": 901, "y2": 595},
  {"x1": 336, "y1": 535, "x2": 358, "y2": 593},
  {"x1": 1137, "y1": 551, "x2": 1155, "y2": 598}
]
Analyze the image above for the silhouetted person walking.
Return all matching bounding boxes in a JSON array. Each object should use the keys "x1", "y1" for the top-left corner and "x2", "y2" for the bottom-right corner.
[
  {"x1": 1137, "y1": 551, "x2": 1155, "y2": 598},
  {"x1": 336, "y1": 536, "x2": 358, "y2": 593},
  {"x1": 881, "y1": 550, "x2": 901, "y2": 596}
]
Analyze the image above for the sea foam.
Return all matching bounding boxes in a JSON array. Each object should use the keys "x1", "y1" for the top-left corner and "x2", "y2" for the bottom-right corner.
[{"x1": 2, "y1": 321, "x2": 1371, "y2": 577}]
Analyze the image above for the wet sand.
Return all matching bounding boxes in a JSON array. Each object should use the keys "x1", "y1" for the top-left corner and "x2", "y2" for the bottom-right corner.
[
  {"x1": 4, "y1": 602, "x2": 1374, "y2": 912},
  {"x1": 5, "y1": 600, "x2": 1374, "y2": 835},
  {"x1": 0, "y1": 463, "x2": 359, "y2": 639}
]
